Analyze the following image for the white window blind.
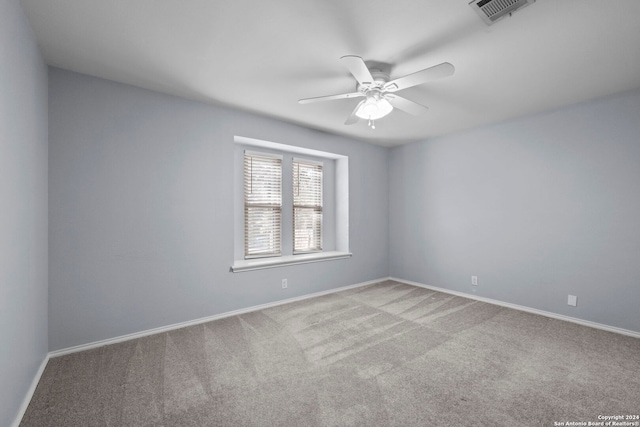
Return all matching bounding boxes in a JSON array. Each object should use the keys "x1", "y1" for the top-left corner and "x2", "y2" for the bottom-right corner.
[
  {"x1": 244, "y1": 151, "x2": 282, "y2": 258},
  {"x1": 293, "y1": 158, "x2": 323, "y2": 253}
]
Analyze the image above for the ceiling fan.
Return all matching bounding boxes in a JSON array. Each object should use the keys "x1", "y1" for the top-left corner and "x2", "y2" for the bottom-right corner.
[{"x1": 298, "y1": 55, "x2": 455, "y2": 129}]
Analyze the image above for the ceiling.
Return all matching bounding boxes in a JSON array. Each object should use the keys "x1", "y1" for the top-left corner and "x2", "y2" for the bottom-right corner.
[{"x1": 21, "y1": 0, "x2": 640, "y2": 147}]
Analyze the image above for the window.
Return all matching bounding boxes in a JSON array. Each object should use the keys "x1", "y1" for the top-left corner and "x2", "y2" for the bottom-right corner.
[
  {"x1": 293, "y1": 159, "x2": 323, "y2": 253},
  {"x1": 244, "y1": 151, "x2": 282, "y2": 258},
  {"x1": 232, "y1": 136, "x2": 350, "y2": 272}
]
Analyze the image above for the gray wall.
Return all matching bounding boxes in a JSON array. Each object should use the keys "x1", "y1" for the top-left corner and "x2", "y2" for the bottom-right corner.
[
  {"x1": 0, "y1": 0, "x2": 49, "y2": 425},
  {"x1": 48, "y1": 68, "x2": 389, "y2": 351},
  {"x1": 390, "y1": 89, "x2": 640, "y2": 333}
]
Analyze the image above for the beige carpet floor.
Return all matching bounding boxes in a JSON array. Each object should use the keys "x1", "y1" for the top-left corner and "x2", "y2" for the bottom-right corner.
[{"x1": 21, "y1": 280, "x2": 640, "y2": 426}]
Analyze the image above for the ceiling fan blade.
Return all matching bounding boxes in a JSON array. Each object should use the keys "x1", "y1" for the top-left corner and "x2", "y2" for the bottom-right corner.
[
  {"x1": 298, "y1": 92, "x2": 363, "y2": 104},
  {"x1": 386, "y1": 94, "x2": 429, "y2": 116},
  {"x1": 340, "y1": 55, "x2": 375, "y2": 86},
  {"x1": 383, "y1": 62, "x2": 455, "y2": 92},
  {"x1": 345, "y1": 100, "x2": 364, "y2": 125}
]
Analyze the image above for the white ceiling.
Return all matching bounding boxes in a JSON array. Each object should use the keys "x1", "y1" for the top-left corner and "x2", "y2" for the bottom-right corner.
[{"x1": 21, "y1": 0, "x2": 640, "y2": 146}]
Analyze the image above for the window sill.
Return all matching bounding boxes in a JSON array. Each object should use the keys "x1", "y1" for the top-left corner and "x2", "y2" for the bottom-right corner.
[{"x1": 231, "y1": 251, "x2": 352, "y2": 273}]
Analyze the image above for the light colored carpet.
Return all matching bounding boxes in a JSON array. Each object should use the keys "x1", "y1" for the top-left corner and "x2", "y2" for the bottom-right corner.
[{"x1": 21, "y1": 280, "x2": 640, "y2": 426}]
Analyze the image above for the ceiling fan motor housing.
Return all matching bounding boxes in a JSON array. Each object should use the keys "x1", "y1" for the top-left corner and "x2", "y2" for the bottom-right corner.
[
  {"x1": 356, "y1": 70, "x2": 390, "y2": 92},
  {"x1": 354, "y1": 70, "x2": 391, "y2": 120}
]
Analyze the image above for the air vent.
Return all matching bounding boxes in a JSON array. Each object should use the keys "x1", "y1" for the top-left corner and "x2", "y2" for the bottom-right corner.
[{"x1": 469, "y1": 0, "x2": 535, "y2": 25}]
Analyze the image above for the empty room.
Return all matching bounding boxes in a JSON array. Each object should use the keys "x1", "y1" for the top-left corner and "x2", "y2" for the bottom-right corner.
[{"x1": 2, "y1": 0, "x2": 640, "y2": 426}]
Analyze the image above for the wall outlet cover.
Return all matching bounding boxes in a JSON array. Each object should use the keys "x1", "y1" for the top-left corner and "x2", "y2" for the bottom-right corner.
[{"x1": 567, "y1": 295, "x2": 577, "y2": 307}]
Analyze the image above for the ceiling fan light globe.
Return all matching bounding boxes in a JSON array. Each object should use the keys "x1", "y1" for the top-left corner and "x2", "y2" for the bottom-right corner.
[
  {"x1": 362, "y1": 99, "x2": 378, "y2": 115},
  {"x1": 355, "y1": 97, "x2": 393, "y2": 120}
]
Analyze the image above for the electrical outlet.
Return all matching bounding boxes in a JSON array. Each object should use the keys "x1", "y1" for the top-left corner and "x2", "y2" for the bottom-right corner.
[
  {"x1": 282, "y1": 279, "x2": 288, "y2": 289},
  {"x1": 471, "y1": 276, "x2": 478, "y2": 286},
  {"x1": 567, "y1": 295, "x2": 577, "y2": 307}
]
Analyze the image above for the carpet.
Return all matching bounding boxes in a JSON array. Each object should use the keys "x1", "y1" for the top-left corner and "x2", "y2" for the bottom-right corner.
[{"x1": 20, "y1": 280, "x2": 640, "y2": 426}]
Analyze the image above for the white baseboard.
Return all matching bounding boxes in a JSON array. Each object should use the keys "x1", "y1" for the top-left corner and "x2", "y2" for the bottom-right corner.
[
  {"x1": 17, "y1": 275, "x2": 637, "y2": 426},
  {"x1": 12, "y1": 354, "x2": 50, "y2": 427},
  {"x1": 390, "y1": 276, "x2": 640, "y2": 339},
  {"x1": 50, "y1": 275, "x2": 639, "y2": 359},
  {"x1": 49, "y1": 277, "x2": 388, "y2": 358}
]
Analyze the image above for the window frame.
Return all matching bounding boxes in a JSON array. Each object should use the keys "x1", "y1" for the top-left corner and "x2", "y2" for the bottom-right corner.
[
  {"x1": 293, "y1": 157, "x2": 323, "y2": 254},
  {"x1": 232, "y1": 136, "x2": 351, "y2": 273},
  {"x1": 243, "y1": 150, "x2": 283, "y2": 259}
]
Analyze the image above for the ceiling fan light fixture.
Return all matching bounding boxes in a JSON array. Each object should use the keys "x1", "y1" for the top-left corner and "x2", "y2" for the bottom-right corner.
[{"x1": 355, "y1": 96, "x2": 393, "y2": 120}]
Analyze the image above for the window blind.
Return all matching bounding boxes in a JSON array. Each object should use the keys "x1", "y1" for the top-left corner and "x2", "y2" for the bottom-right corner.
[
  {"x1": 244, "y1": 151, "x2": 282, "y2": 258},
  {"x1": 293, "y1": 158, "x2": 323, "y2": 253}
]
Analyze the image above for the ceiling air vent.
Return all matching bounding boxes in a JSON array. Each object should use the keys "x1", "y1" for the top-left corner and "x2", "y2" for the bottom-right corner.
[{"x1": 469, "y1": 0, "x2": 535, "y2": 25}]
